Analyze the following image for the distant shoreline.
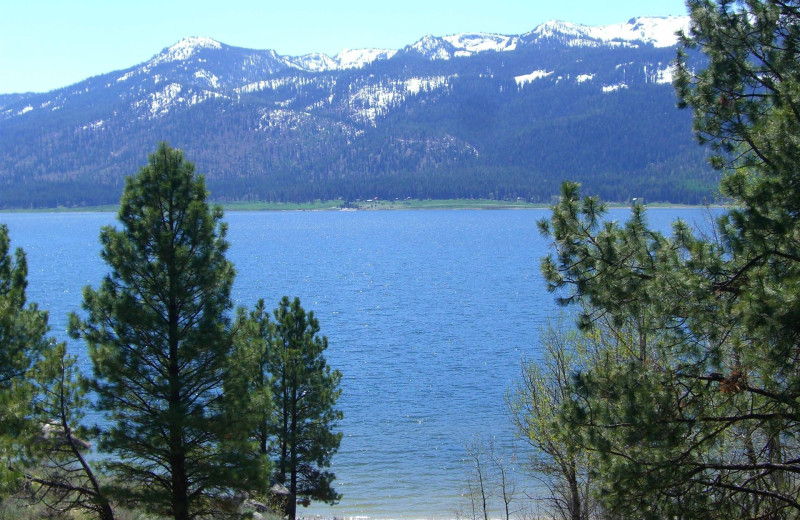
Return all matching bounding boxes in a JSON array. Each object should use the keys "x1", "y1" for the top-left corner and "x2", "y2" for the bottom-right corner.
[{"x1": 0, "y1": 198, "x2": 730, "y2": 214}]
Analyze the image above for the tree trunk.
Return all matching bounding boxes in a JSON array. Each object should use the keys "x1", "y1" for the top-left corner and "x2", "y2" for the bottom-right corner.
[
  {"x1": 171, "y1": 451, "x2": 190, "y2": 520},
  {"x1": 288, "y1": 382, "x2": 299, "y2": 520},
  {"x1": 98, "y1": 500, "x2": 115, "y2": 520},
  {"x1": 568, "y1": 466, "x2": 582, "y2": 520},
  {"x1": 168, "y1": 290, "x2": 189, "y2": 520}
]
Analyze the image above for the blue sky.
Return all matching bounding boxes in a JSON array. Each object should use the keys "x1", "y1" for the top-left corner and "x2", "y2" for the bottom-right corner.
[{"x1": 1, "y1": 0, "x2": 688, "y2": 94}]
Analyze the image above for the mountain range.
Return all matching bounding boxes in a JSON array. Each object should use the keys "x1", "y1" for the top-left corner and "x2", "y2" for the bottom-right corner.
[{"x1": 0, "y1": 16, "x2": 718, "y2": 209}]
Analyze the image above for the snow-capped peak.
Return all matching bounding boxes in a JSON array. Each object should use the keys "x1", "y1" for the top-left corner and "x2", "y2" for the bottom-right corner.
[
  {"x1": 592, "y1": 16, "x2": 689, "y2": 47},
  {"x1": 529, "y1": 16, "x2": 689, "y2": 48},
  {"x1": 97, "y1": 15, "x2": 692, "y2": 91},
  {"x1": 289, "y1": 52, "x2": 338, "y2": 72},
  {"x1": 334, "y1": 48, "x2": 397, "y2": 69},
  {"x1": 407, "y1": 35, "x2": 452, "y2": 60},
  {"x1": 531, "y1": 20, "x2": 590, "y2": 40},
  {"x1": 404, "y1": 32, "x2": 520, "y2": 61},
  {"x1": 151, "y1": 37, "x2": 223, "y2": 65},
  {"x1": 136, "y1": 16, "x2": 687, "y2": 74},
  {"x1": 442, "y1": 33, "x2": 518, "y2": 55}
]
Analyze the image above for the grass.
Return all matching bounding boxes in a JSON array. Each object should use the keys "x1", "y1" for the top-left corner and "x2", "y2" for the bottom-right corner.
[
  {"x1": 0, "y1": 495, "x2": 167, "y2": 520},
  {"x1": 0, "y1": 497, "x2": 284, "y2": 520}
]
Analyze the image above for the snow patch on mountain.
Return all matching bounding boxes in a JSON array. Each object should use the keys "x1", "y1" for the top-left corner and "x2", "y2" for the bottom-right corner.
[
  {"x1": 645, "y1": 63, "x2": 675, "y2": 84},
  {"x1": 133, "y1": 82, "x2": 227, "y2": 118},
  {"x1": 290, "y1": 53, "x2": 338, "y2": 72},
  {"x1": 143, "y1": 83, "x2": 184, "y2": 116},
  {"x1": 620, "y1": 16, "x2": 688, "y2": 47},
  {"x1": 235, "y1": 75, "x2": 321, "y2": 96},
  {"x1": 347, "y1": 75, "x2": 452, "y2": 124},
  {"x1": 403, "y1": 76, "x2": 451, "y2": 95},
  {"x1": 348, "y1": 86, "x2": 400, "y2": 123},
  {"x1": 283, "y1": 48, "x2": 398, "y2": 72},
  {"x1": 236, "y1": 79, "x2": 292, "y2": 94},
  {"x1": 404, "y1": 32, "x2": 522, "y2": 60},
  {"x1": 530, "y1": 21, "x2": 597, "y2": 44},
  {"x1": 193, "y1": 70, "x2": 220, "y2": 89},
  {"x1": 117, "y1": 71, "x2": 136, "y2": 83},
  {"x1": 335, "y1": 48, "x2": 397, "y2": 69},
  {"x1": 603, "y1": 83, "x2": 629, "y2": 93},
  {"x1": 187, "y1": 90, "x2": 225, "y2": 106},
  {"x1": 442, "y1": 33, "x2": 518, "y2": 55},
  {"x1": 255, "y1": 107, "x2": 360, "y2": 138},
  {"x1": 407, "y1": 35, "x2": 453, "y2": 60},
  {"x1": 515, "y1": 70, "x2": 553, "y2": 87},
  {"x1": 257, "y1": 108, "x2": 312, "y2": 131},
  {"x1": 82, "y1": 119, "x2": 105, "y2": 131}
]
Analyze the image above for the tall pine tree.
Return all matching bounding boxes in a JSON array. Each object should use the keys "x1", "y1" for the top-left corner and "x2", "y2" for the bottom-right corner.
[
  {"x1": 233, "y1": 299, "x2": 275, "y2": 459},
  {"x1": 269, "y1": 297, "x2": 342, "y2": 520},
  {"x1": 71, "y1": 143, "x2": 263, "y2": 520}
]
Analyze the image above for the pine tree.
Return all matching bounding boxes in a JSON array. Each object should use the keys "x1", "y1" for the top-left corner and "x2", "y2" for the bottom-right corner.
[
  {"x1": 537, "y1": 2, "x2": 800, "y2": 516},
  {"x1": 0, "y1": 224, "x2": 51, "y2": 494},
  {"x1": 269, "y1": 297, "x2": 342, "y2": 520},
  {"x1": 233, "y1": 299, "x2": 275, "y2": 458},
  {"x1": 71, "y1": 143, "x2": 263, "y2": 520},
  {"x1": 0, "y1": 225, "x2": 111, "y2": 517},
  {"x1": 26, "y1": 343, "x2": 114, "y2": 520}
]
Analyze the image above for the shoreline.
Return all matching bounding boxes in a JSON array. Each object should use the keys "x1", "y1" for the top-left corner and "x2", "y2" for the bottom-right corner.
[{"x1": 0, "y1": 198, "x2": 730, "y2": 214}]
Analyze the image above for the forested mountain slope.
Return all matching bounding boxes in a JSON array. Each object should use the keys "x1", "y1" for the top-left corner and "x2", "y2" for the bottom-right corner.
[{"x1": 0, "y1": 16, "x2": 717, "y2": 208}]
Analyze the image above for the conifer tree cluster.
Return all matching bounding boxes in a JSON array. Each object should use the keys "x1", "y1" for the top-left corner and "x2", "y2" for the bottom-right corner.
[
  {"x1": 0, "y1": 224, "x2": 52, "y2": 491},
  {"x1": 525, "y1": 1, "x2": 800, "y2": 518},
  {"x1": 0, "y1": 225, "x2": 112, "y2": 518},
  {"x1": 234, "y1": 297, "x2": 343, "y2": 520},
  {"x1": 0, "y1": 143, "x2": 342, "y2": 520}
]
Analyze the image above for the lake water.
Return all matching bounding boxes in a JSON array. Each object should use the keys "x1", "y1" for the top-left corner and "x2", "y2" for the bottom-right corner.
[{"x1": 0, "y1": 207, "x2": 717, "y2": 519}]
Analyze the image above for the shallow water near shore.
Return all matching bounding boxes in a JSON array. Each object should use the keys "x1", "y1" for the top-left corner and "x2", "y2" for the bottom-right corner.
[{"x1": 1, "y1": 207, "x2": 718, "y2": 519}]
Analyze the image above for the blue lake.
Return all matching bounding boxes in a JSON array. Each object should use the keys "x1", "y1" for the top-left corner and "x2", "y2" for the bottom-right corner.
[{"x1": 0, "y1": 207, "x2": 718, "y2": 519}]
